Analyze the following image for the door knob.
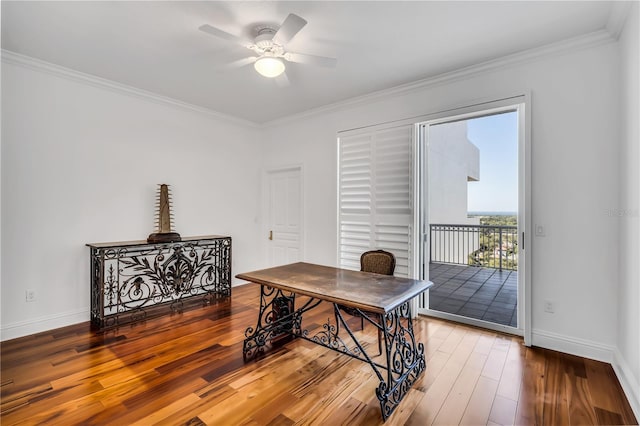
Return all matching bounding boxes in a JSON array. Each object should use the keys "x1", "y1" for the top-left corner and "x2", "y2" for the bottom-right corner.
[{"x1": 269, "y1": 230, "x2": 273, "y2": 240}]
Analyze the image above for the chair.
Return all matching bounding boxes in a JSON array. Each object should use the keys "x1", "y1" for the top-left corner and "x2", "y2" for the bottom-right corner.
[
  {"x1": 360, "y1": 249, "x2": 396, "y2": 276},
  {"x1": 339, "y1": 250, "x2": 396, "y2": 355}
]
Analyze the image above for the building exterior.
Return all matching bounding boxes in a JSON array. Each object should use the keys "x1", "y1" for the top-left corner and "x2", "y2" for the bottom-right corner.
[{"x1": 428, "y1": 121, "x2": 480, "y2": 264}]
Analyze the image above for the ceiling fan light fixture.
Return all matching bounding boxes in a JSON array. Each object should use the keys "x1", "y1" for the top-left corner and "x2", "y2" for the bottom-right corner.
[{"x1": 254, "y1": 56, "x2": 285, "y2": 78}]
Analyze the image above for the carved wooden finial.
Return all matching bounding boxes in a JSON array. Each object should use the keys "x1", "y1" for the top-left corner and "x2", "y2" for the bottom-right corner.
[{"x1": 147, "y1": 184, "x2": 181, "y2": 243}]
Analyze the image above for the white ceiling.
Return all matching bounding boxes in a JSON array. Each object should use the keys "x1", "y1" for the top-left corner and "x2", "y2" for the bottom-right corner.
[{"x1": 2, "y1": 1, "x2": 618, "y2": 124}]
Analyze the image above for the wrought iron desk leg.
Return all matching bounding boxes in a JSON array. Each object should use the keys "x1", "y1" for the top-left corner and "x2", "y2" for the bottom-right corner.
[
  {"x1": 243, "y1": 285, "x2": 297, "y2": 360},
  {"x1": 376, "y1": 301, "x2": 426, "y2": 421}
]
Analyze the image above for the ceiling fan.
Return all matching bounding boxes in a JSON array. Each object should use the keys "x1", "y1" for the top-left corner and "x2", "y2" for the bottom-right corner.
[{"x1": 199, "y1": 13, "x2": 337, "y2": 85}]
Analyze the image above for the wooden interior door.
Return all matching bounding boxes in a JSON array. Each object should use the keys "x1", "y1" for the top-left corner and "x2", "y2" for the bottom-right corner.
[{"x1": 267, "y1": 167, "x2": 302, "y2": 266}]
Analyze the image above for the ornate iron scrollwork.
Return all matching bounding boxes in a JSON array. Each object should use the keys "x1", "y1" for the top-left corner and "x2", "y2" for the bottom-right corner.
[
  {"x1": 376, "y1": 301, "x2": 425, "y2": 420},
  {"x1": 89, "y1": 236, "x2": 231, "y2": 330},
  {"x1": 242, "y1": 286, "x2": 303, "y2": 360},
  {"x1": 303, "y1": 319, "x2": 355, "y2": 355}
]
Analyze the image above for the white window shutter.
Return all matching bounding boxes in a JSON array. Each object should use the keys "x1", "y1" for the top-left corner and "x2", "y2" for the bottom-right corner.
[{"x1": 338, "y1": 125, "x2": 413, "y2": 277}]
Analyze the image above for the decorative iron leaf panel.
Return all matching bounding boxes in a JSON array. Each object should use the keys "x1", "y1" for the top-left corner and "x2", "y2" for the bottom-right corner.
[{"x1": 88, "y1": 236, "x2": 231, "y2": 330}]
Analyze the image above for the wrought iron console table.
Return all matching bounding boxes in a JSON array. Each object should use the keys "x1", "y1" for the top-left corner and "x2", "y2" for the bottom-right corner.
[
  {"x1": 237, "y1": 262, "x2": 432, "y2": 422},
  {"x1": 87, "y1": 235, "x2": 231, "y2": 330}
]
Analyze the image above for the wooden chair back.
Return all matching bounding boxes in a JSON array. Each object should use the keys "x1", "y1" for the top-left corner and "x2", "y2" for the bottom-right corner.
[{"x1": 360, "y1": 250, "x2": 396, "y2": 276}]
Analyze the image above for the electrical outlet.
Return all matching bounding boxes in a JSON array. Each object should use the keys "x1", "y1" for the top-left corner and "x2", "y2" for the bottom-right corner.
[
  {"x1": 25, "y1": 289, "x2": 37, "y2": 302},
  {"x1": 544, "y1": 300, "x2": 554, "y2": 313}
]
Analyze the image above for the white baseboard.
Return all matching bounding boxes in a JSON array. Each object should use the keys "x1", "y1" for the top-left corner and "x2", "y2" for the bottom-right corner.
[
  {"x1": 0, "y1": 308, "x2": 89, "y2": 342},
  {"x1": 612, "y1": 349, "x2": 640, "y2": 421},
  {"x1": 531, "y1": 328, "x2": 615, "y2": 362}
]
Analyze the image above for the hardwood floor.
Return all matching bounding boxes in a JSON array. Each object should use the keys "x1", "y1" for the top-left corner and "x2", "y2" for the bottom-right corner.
[{"x1": 1, "y1": 284, "x2": 636, "y2": 425}]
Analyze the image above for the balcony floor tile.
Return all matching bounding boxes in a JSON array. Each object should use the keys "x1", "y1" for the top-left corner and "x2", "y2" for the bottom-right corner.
[{"x1": 428, "y1": 262, "x2": 517, "y2": 327}]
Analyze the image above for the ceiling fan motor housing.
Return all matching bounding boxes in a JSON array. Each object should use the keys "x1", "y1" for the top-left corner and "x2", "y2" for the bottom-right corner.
[
  {"x1": 255, "y1": 27, "x2": 277, "y2": 48},
  {"x1": 253, "y1": 27, "x2": 286, "y2": 57}
]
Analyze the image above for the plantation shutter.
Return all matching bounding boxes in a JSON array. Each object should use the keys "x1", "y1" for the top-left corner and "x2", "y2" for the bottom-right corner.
[{"x1": 338, "y1": 124, "x2": 413, "y2": 277}]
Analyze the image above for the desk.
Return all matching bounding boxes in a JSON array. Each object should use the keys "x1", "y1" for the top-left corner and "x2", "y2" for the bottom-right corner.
[{"x1": 236, "y1": 262, "x2": 433, "y2": 421}]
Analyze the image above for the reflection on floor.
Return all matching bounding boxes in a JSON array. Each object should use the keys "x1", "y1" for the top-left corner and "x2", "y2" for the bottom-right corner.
[{"x1": 428, "y1": 262, "x2": 517, "y2": 327}]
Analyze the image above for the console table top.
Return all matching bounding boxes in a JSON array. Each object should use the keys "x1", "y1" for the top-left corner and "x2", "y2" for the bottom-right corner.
[{"x1": 86, "y1": 235, "x2": 230, "y2": 249}]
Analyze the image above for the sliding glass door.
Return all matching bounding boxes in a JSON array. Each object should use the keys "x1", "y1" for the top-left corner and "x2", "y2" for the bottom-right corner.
[{"x1": 417, "y1": 101, "x2": 528, "y2": 337}]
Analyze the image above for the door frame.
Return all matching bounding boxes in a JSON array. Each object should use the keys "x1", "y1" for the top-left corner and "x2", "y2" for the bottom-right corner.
[
  {"x1": 263, "y1": 165, "x2": 305, "y2": 266},
  {"x1": 413, "y1": 95, "x2": 532, "y2": 345}
]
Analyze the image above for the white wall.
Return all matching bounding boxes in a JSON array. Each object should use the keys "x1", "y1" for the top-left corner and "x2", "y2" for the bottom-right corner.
[
  {"x1": 0, "y1": 60, "x2": 3, "y2": 339},
  {"x1": 262, "y1": 38, "x2": 622, "y2": 354},
  {"x1": 617, "y1": 2, "x2": 640, "y2": 416},
  {"x1": 1, "y1": 58, "x2": 263, "y2": 340}
]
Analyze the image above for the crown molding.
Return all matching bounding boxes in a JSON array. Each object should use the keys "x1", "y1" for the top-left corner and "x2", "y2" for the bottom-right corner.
[
  {"x1": 263, "y1": 29, "x2": 616, "y2": 128},
  {"x1": 1, "y1": 49, "x2": 260, "y2": 128},
  {"x1": 606, "y1": 1, "x2": 633, "y2": 40},
  {"x1": 2, "y1": 27, "x2": 618, "y2": 130}
]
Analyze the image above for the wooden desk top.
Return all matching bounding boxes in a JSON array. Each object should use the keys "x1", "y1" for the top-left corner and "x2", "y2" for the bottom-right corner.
[{"x1": 236, "y1": 262, "x2": 432, "y2": 314}]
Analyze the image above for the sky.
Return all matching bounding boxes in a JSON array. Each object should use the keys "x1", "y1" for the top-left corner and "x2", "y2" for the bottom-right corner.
[{"x1": 466, "y1": 111, "x2": 518, "y2": 213}]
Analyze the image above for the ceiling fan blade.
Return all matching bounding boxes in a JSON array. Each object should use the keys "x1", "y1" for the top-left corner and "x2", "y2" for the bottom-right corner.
[
  {"x1": 225, "y1": 56, "x2": 258, "y2": 69},
  {"x1": 275, "y1": 71, "x2": 290, "y2": 87},
  {"x1": 273, "y1": 13, "x2": 307, "y2": 45},
  {"x1": 285, "y1": 52, "x2": 337, "y2": 68},
  {"x1": 199, "y1": 24, "x2": 252, "y2": 47}
]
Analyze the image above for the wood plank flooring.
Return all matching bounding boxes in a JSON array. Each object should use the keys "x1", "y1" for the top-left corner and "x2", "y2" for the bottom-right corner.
[{"x1": 1, "y1": 284, "x2": 636, "y2": 425}]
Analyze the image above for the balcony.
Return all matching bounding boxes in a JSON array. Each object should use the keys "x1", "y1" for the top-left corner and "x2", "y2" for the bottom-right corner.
[{"x1": 428, "y1": 224, "x2": 518, "y2": 327}]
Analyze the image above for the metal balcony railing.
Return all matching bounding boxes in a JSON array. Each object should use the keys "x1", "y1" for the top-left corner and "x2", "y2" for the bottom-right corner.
[{"x1": 430, "y1": 224, "x2": 518, "y2": 271}]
